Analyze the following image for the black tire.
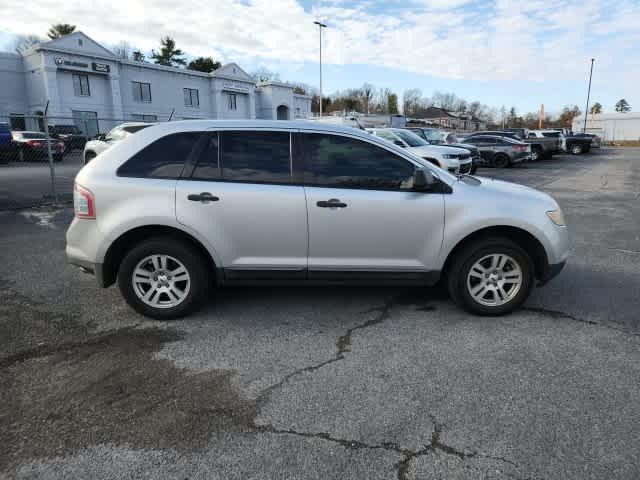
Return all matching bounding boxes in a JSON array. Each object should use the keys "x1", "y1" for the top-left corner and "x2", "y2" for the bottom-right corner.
[
  {"x1": 54, "y1": 154, "x2": 63, "y2": 163},
  {"x1": 531, "y1": 146, "x2": 542, "y2": 162},
  {"x1": 570, "y1": 143, "x2": 583, "y2": 155},
  {"x1": 493, "y1": 153, "x2": 510, "y2": 168},
  {"x1": 84, "y1": 151, "x2": 96, "y2": 164},
  {"x1": 446, "y1": 236, "x2": 535, "y2": 316},
  {"x1": 117, "y1": 236, "x2": 210, "y2": 319}
]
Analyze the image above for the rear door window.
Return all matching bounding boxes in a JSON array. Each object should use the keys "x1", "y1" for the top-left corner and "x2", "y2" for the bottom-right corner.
[
  {"x1": 219, "y1": 131, "x2": 291, "y2": 184},
  {"x1": 117, "y1": 132, "x2": 201, "y2": 178}
]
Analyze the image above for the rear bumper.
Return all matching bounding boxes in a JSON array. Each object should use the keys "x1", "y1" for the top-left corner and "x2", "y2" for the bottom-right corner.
[{"x1": 67, "y1": 254, "x2": 106, "y2": 287}]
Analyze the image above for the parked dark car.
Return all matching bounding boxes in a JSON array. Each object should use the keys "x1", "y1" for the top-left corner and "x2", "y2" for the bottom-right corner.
[
  {"x1": 503, "y1": 128, "x2": 528, "y2": 139},
  {"x1": 573, "y1": 133, "x2": 601, "y2": 148},
  {"x1": 467, "y1": 130, "x2": 523, "y2": 140},
  {"x1": 466, "y1": 131, "x2": 556, "y2": 161},
  {"x1": 48, "y1": 124, "x2": 86, "y2": 150},
  {"x1": 11, "y1": 131, "x2": 65, "y2": 162},
  {"x1": 0, "y1": 122, "x2": 13, "y2": 164},
  {"x1": 407, "y1": 127, "x2": 482, "y2": 173},
  {"x1": 564, "y1": 135, "x2": 592, "y2": 154},
  {"x1": 460, "y1": 135, "x2": 531, "y2": 167}
]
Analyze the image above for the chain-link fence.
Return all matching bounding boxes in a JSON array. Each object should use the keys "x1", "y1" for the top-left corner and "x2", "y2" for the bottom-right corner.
[{"x1": 0, "y1": 113, "x2": 158, "y2": 210}]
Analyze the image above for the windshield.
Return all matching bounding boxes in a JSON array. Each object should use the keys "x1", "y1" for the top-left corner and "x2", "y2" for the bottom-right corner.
[
  {"x1": 393, "y1": 129, "x2": 428, "y2": 147},
  {"x1": 422, "y1": 129, "x2": 445, "y2": 144},
  {"x1": 123, "y1": 125, "x2": 152, "y2": 134}
]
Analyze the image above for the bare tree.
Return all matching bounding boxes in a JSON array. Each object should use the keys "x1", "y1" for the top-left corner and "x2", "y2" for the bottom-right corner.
[
  {"x1": 113, "y1": 41, "x2": 132, "y2": 60},
  {"x1": 14, "y1": 34, "x2": 40, "y2": 52},
  {"x1": 402, "y1": 89, "x2": 422, "y2": 116},
  {"x1": 360, "y1": 83, "x2": 375, "y2": 114},
  {"x1": 252, "y1": 67, "x2": 281, "y2": 83}
]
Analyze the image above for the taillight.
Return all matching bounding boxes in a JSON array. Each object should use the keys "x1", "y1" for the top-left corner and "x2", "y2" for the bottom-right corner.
[
  {"x1": 26, "y1": 140, "x2": 43, "y2": 147},
  {"x1": 514, "y1": 144, "x2": 526, "y2": 152},
  {"x1": 74, "y1": 184, "x2": 95, "y2": 219}
]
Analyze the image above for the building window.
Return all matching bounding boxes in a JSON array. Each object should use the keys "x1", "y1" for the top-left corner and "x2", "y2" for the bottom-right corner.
[
  {"x1": 228, "y1": 94, "x2": 237, "y2": 110},
  {"x1": 184, "y1": 88, "x2": 199, "y2": 107},
  {"x1": 130, "y1": 114, "x2": 158, "y2": 122},
  {"x1": 72, "y1": 74, "x2": 90, "y2": 96},
  {"x1": 132, "y1": 81, "x2": 152, "y2": 103}
]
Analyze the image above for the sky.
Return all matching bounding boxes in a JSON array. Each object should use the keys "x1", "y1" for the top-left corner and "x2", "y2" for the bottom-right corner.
[{"x1": 0, "y1": 0, "x2": 638, "y2": 115}]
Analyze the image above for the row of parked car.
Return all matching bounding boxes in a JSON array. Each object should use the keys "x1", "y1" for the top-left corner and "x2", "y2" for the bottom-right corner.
[
  {"x1": 0, "y1": 123, "x2": 89, "y2": 164},
  {"x1": 363, "y1": 126, "x2": 601, "y2": 173}
]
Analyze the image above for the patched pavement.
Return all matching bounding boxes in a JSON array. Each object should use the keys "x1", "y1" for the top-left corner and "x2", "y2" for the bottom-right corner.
[{"x1": 1, "y1": 149, "x2": 639, "y2": 479}]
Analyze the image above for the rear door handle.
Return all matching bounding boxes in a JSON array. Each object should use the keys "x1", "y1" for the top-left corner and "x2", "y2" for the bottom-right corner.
[
  {"x1": 188, "y1": 192, "x2": 219, "y2": 203},
  {"x1": 317, "y1": 199, "x2": 347, "y2": 208}
]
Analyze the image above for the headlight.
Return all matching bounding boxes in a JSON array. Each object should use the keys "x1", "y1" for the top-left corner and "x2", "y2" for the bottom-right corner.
[
  {"x1": 546, "y1": 209, "x2": 565, "y2": 226},
  {"x1": 442, "y1": 154, "x2": 457, "y2": 159}
]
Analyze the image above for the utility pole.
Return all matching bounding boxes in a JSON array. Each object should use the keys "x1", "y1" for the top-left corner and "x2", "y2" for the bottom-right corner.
[
  {"x1": 584, "y1": 58, "x2": 595, "y2": 133},
  {"x1": 314, "y1": 21, "x2": 327, "y2": 117}
]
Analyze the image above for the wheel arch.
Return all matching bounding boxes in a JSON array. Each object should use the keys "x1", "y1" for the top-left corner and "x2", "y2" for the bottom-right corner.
[
  {"x1": 101, "y1": 225, "x2": 218, "y2": 288},
  {"x1": 442, "y1": 225, "x2": 549, "y2": 282}
]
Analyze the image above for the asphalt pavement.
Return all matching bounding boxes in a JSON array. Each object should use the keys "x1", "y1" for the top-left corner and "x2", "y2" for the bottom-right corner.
[{"x1": 1, "y1": 148, "x2": 639, "y2": 479}]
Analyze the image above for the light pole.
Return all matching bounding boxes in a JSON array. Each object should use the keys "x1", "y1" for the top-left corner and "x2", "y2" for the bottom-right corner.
[
  {"x1": 584, "y1": 58, "x2": 595, "y2": 133},
  {"x1": 314, "y1": 21, "x2": 327, "y2": 117}
]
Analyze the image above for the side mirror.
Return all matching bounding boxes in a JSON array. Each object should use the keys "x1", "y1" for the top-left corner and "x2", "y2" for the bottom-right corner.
[
  {"x1": 96, "y1": 133, "x2": 106, "y2": 141},
  {"x1": 413, "y1": 168, "x2": 435, "y2": 191}
]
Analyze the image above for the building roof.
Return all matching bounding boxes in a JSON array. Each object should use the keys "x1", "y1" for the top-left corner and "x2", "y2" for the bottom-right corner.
[
  {"x1": 420, "y1": 106, "x2": 455, "y2": 119},
  {"x1": 574, "y1": 112, "x2": 640, "y2": 121}
]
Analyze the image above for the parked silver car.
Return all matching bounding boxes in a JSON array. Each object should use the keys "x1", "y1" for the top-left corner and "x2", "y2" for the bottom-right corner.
[
  {"x1": 67, "y1": 120, "x2": 568, "y2": 319},
  {"x1": 83, "y1": 122, "x2": 154, "y2": 164}
]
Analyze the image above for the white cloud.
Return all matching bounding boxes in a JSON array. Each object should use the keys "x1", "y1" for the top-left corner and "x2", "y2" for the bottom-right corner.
[{"x1": 0, "y1": 0, "x2": 637, "y2": 84}]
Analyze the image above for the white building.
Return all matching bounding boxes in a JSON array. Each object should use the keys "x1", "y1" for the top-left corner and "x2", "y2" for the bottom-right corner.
[
  {"x1": 0, "y1": 32, "x2": 312, "y2": 136},
  {"x1": 572, "y1": 112, "x2": 640, "y2": 141}
]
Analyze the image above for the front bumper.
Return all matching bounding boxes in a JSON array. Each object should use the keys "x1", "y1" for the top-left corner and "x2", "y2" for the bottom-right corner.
[{"x1": 538, "y1": 260, "x2": 566, "y2": 286}]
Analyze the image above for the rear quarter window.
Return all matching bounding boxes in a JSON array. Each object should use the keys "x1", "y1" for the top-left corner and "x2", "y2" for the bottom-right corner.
[{"x1": 117, "y1": 132, "x2": 201, "y2": 179}]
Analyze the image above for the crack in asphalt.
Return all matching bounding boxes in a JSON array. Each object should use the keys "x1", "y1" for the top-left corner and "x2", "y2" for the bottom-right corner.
[
  {"x1": 251, "y1": 298, "x2": 524, "y2": 479},
  {"x1": 255, "y1": 297, "x2": 396, "y2": 404},
  {"x1": 521, "y1": 306, "x2": 640, "y2": 337},
  {"x1": 252, "y1": 415, "x2": 522, "y2": 480}
]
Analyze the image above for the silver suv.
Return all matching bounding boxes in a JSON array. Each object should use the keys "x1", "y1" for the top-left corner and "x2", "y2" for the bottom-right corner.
[{"x1": 67, "y1": 120, "x2": 569, "y2": 319}]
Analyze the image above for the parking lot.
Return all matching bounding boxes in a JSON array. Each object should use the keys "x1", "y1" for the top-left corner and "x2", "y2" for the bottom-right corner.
[{"x1": 1, "y1": 148, "x2": 639, "y2": 479}]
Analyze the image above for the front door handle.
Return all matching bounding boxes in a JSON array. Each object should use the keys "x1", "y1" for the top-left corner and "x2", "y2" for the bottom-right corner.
[
  {"x1": 317, "y1": 199, "x2": 347, "y2": 208},
  {"x1": 188, "y1": 192, "x2": 219, "y2": 203}
]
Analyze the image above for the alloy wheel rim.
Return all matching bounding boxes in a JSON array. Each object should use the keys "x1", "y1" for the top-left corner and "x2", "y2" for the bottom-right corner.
[
  {"x1": 466, "y1": 254, "x2": 523, "y2": 307},
  {"x1": 132, "y1": 254, "x2": 191, "y2": 309}
]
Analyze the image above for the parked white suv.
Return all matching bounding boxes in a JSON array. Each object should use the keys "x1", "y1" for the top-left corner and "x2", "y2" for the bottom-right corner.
[
  {"x1": 83, "y1": 122, "x2": 154, "y2": 164},
  {"x1": 368, "y1": 128, "x2": 473, "y2": 174},
  {"x1": 67, "y1": 120, "x2": 568, "y2": 319}
]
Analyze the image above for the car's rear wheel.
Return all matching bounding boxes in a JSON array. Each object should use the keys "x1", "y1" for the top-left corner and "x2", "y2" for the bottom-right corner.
[
  {"x1": 493, "y1": 153, "x2": 510, "y2": 168},
  {"x1": 117, "y1": 237, "x2": 210, "y2": 319},
  {"x1": 531, "y1": 147, "x2": 542, "y2": 161},
  {"x1": 447, "y1": 237, "x2": 534, "y2": 316},
  {"x1": 570, "y1": 144, "x2": 583, "y2": 155}
]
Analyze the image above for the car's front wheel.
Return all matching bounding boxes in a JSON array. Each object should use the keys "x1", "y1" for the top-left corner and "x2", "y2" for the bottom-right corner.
[
  {"x1": 447, "y1": 237, "x2": 534, "y2": 316},
  {"x1": 117, "y1": 237, "x2": 210, "y2": 319}
]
